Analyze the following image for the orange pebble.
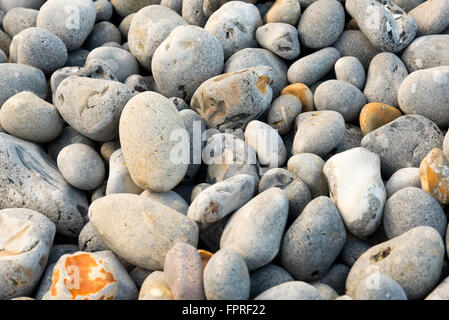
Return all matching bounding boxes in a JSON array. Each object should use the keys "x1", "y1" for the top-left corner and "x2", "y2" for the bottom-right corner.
[
  {"x1": 420, "y1": 148, "x2": 449, "y2": 204},
  {"x1": 198, "y1": 250, "x2": 213, "y2": 269},
  {"x1": 359, "y1": 102, "x2": 402, "y2": 135},
  {"x1": 281, "y1": 83, "x2": 315, "y2": 112}
]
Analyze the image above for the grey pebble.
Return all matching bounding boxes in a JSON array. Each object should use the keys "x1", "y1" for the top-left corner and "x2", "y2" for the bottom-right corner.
[
  {"x1": 182, "y1": 0, "x2": 208, "y2": 27},
  {"x1": 119, "y1": 13, "x2": 136, "y2": 40},
  {"x1": 340, "y1": 236, "x2": 371, "y2": 267},
  {"x1": 170, "y1": 97, "x2": 189, "y2": 111},
  {"x1": 78, "y1": 221, "x2": 109, "y2": 252},
  {"x1": 0, "y1": 0, "x2": 45, "y2": 11},
  {"x1": 161, "y1": 0, "x2": 183, "y2": 14},
  {"x1": 47, "y1": 244, "x2": 79, "y2": 265},
  {"x1": 85, "y1": 21, "x2": 122, "y2": 51},
  {"x1": 401, "y1": 35, "x2": 449, "y2": 73},
  {"x1": 355, "y1": 273, "x2": 407, "y2": 300},
  {"x1": 315, "y1": 263, "x2": 350, "y2": 295},
  {"x1": 111, "y1": 0, "x2": 160, "y2": 17},
  {"x1": 124, "y1": 74, "x2": 152, "y2": 93},
  {"x1": 0, "y1": 49, "x2": 6, "y2": 63},
  {"x1": 267, "y1": 94, "x2": 302, "y2": 135},
  {"x1": 100, "y1": 139, "x2": 121, "y2": 163},
  {"x1": 334, "y1": 124, "x2": 363, "y2": 154},
  {"x1": 334, "y1": 56, "x2": 366, "y2": 90},
  {"x1": 2, "y1": 7, "x2": 37, "y2": 37},
  {"x1": 385, "y1": 167, "x2": 421, "y2": 198},
  {"x1": 392, "y1": 0, "x2": 424, "y2": 12},
  {"x1": 75, "y1": 59, "x2": 118, "y2": 81},
  {"x1": 130, "y1": 267, "x2": 152, "y2": 288},
  {"x1": 256, "y1": 23, "x2": 300, "y2": 60},
  {"x1": 0, "y1": 29, "x2": 10, "y2": 55},
  {"x1": 65, "y1": 49, "x2": 89, "y2": 67},
  {"x1": 95, "y1": 0, "x2": 113, "y2": 22},
  {"x1": 249, "y1": 264, "x2": 294, "y2": 299},
  {"x1": 254, "y1": 281, "x2": 321, "y2": 300}
]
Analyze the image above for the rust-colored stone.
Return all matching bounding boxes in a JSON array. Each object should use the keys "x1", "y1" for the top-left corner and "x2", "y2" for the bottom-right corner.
[
  {"x1": 359, "y1": 102, "x2": 402, "y2": 135},
  {"x1": 281, "y1": 83, "x2": 315, "y2": 112},
  {"x1": 420, "y1": 148, "x2": 449, "y2": 204},
  {"x1": 198, "y1": 250, "x2": 213, "y2": 269}
]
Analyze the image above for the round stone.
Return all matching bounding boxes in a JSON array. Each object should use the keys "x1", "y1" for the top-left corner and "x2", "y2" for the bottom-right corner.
[{"x1": 334, "y1": 56, "x2": 366, "y2": 90}]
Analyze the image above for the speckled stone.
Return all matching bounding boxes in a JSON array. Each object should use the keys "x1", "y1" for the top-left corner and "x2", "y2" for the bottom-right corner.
[
  {"x1": 420, "y1": 148, "x2": 449, "y2": 204},
  {"x1": 334, "y1": 56, "x2": 366, "y2": 90},
  {"x1": 249, "y1": 264, "x2": 294, "y2": 299},
  {"x1": 2, "y1": 7, "x2": 38, "y2": 37},
  {"x1": 401, "y1": 35, "x2": 449, "y2": 73}
]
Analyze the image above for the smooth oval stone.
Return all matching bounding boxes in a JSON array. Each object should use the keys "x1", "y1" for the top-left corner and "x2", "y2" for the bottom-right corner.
[
  {"x1": 346, "y1": 226, "x2": 445, "y2": 299},
  {"x1": 48, "y1": 126, "x2": 96, "y2": 161},
  {"x1": 164, "y1": 242, "x2": 205, "y2": 300},
  {"x1": 249, "y1": 264, "x2": 294, "y2": 299},
  {"x1": 287, "y1": 47, "x2": 340, "y2": 86},
  {"x1": 409, "y1": 0, "x2": 449, "y2": 36},
  {"x1": 0, "y1": 63, "x2": 47, "y2": 107},
  {"x1": 188, "y1": 174, "x2": 255, "y2": 229},
  {"x1": 245, "y1": 120, "x2": 287, "y2": 167},
  {"x1": 152, "y1": 25, "x2": 224, "y2": 101},
  {"x1": 182, "y1": 0, "x2": 208, "y2": 26},
  {"x1": 254, "y1": 281, "x2": 321, "y2": 300},
  {"x1": 345, "y1": 0, "x2": 417, "y2": 52},
  {"x1": 313, "y1": 283, "x2": 339, "y2": 300},
  {"x1": 292, "y1": 110, "x2": 345, "y2": 157},
  {"x1": 220, "y1": 188, "x2": 288, "y2": 270},
  {"x1": 359, "y1": 103, "x2": 402, "y2": 137},
  {"x1": 314, "y1": 80, "x2": 366, "y2": 122},
  {"x1": 264, "y1": 0, "x2": 301, "y2": 25},
  {"x1": 55, "y1": 76, "x2": 133, "y2": 142},
  {"x1": 267, "y1": 94, "x2": 302, "y2": 135},
  {"x1": 420, "y1": 148, "x2": 449, "y2": 204},
  {"x1": 333, "y1": 30, "x2": 380, "y2": 70},
  {"x1": 57, "y1": 143, "x2": 105, "y2": 191},
  {"x1": 361, "y1": 115, "x2": 444, "y2": 177},
  {"x1": 340, "y1": 236, "x2": 371, "y2": 267},
  {"x1": 203, "y1": 133, "x2": 261, "y2": 185},
  {"x1": 385, "y1": 168, "x2": 421, "y2": 197},
  {"x1": 316, "y1": 263, "x2": 350, "y2": 295},
  {"x1": 325, "y1": 147, "x2": 386, "y2": 237},
  {"x1": 89, "y1": 193, "x2": 199, "y2": 270},
  {"x1": 334, "y1": 56, "x2": 366, "y2": 90},
  {"x1": 128, "y1": 5, "x2": 188, "y2": 70},
  {"x1": 0, "y1": 208, "x2": 55, "y2": 300},
  {"x1": 355, "y1": 273, "x2": 407, "y2": 300},
  {"x1": 141, "y1": 190, "x2": 189, "y2": 215},
  {"x1": 401, "y1": 35, "x2": 449, "y2": 73},
  {"x1": 398, "y1": 66, "x2": 449, "y2": 127},
  {"x1": 118, "y1": 13, "x2": 135, "y2": 40},
  {"x1": 297, "y1": 0, "x2": 344, "y2": 49},
  {"x1": 191, "y1": 183, "x2": 211, "y2": 203},
  {"x1": 256, "y1": 23, "x2": 300, "y2": 60},
  {"x1": 86, "y1": 47, "x2": 139, "y2": 82},
  {"x1": 0, "y1": 133, "x2": 88, "y2": 237},
  {"x1": 84, "y1": 21, "x2": 122, "y2": 50},
  {"x1": 204, "y1": 1, "x2": 262, "y2": 59},
  {"x1": 0, "y1": 92, "x2": 63, "y2": 143},
  {"x1": 280, "y1": 196, "x2": 346, "y2": 281},
  {"x1": 191, "y1": 67, "x2": 273, "y2": 131},
  {"x1": 223, "y1": 48, "x2": 287, "y2": 97},
  {"x1": 426, "y1": 276, "x2": 449, "y2": 300},
  {"x1": 281, "y1": 83, "x2": 314, "y2": 112},
  {"x1": 203, "y1": 248, "x2": 250, "y2": 300},
  {"x1": 3, "y1": 7, "x2": 37, "y2": 37},
  {"x1": 111, "y1": 0, "x2": 160, "y2": 17},
  {"x1": 119, "y1": 91, "x2": 188, "y2": 192},
  {"x1": 364, "y1": 52, "x2": 408, "y2": 108},
  {"x1": 139, "y1": 271, "x2": 174, "y2": 300},
  {"x1": 95, "y1": 0, "x2": 113, "y2": 21},
  {"x1": 0, "y1": 0, "x2": 45, "y2": 11},
  {"x1": 383, "y1": 187, "x2": 446, "y2": 239},
  {"x1": 37, "y1": 0, "x2": 96, "y2": 51},
  {"x1": 66, "y1": 49, "x2": 89, "y2": 67},
  {"x1": 287, "y1": 153, "x2": 328, "y2": 198},
  {"x1": 259, "y1": 168, "x2": 311, "y2": 222},
  {"x1": 10, "y1": 27, "x2": 67, "y2": 74}
]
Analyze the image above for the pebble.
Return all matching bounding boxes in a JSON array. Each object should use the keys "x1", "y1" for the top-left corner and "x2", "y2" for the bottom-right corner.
[
  {"x1": 48, "y1": 126, "x2": 96, "y2": 161},
  {"x1": 401, "y1": 35, "x2": 449, "y2": 72},
  {"x1": 385, "y1": 167, "x2": 421, "y2": 197},
  {"x1": 220, "y1": 188, "x2": 289, "y2": 270},
  {"x1": 297, "y1": 0, "x2": 345, "y2": 49},
  {"x1": 355, "y1": 273, "x2": 407, "y2": 300},
  {"x1": 267, "y1": 94, "x2": 302, "y2": 135},
  {"x1": 141, "y1": 190, "x2": 189, "y2": 215},
  {"x1": 287, "y1": 153, "x2": 328, "y2": 198},
  {"x1": 65, "y1": 49, "x2": 89, "y2": 67},
  {"x1": 119, "y1": 91, "x2": 188, "y2": 191},
  {"x1": 0, "y1": 133, "x2": 88, "y2": 237},
  {"x1": 292, "y1": 110, "x2": 345, "y2": 157},
  {"x1": 364, "y1": 52, "x2": 409, "y2": 108},
  {"x1": 95, "y1": 0, "x2": 113, "y2": 22},
  {"x1": 361, "y1": 115, "x2": 444, "y2": 177},
  {"x1": 426, "y1": 276, "x2": 449, "y2": 300},
  {"x1": 334, "y1": 56, "x2": 366, "y2": 90},
  {"x1": 324, "y1": 147, "x2": 386, "y2": 237},
  {"x1": 182, "y1": 0, "x2": 208, "y2": 26},
  {"x1": 345, "y1": 0, "x2": 417, "y2": 52},
  {"x1": 36, "y1": 0, "x2": 96, "y2": 51},
  {"x1": 420, "y1": 148, "x2": 449, "y2": 204},
  {"x1": 223, "y1": 48, "x2": 288, "y2": 97},
  {"x1": 408, "y1": 0, "x2": 449, "y2": 36},
  {"x1": 203, "y1": 248, "x2": 250, "y2": 300},
  {"x1": 152, "y1": 25, "x2": 224, "y2": 101},
  {"x1": 125, "y1": 74, "x2": 153, "y2": 94},
  {"x1": 256, "y1": 23, "x2": 300, "y2": 60},
  {"x1": 164, "y1": 242, "x2": 205, "y2": 300},
  {"x1": 204, "y1": 1, "x2": 262, "y2": 59},
  {"x1": 191, "y1": 67, "x2": 273, "y2": 131},
  {"x1": 139, "y1": 271, "x2": 174, "y2": 300},
  {"x1": 118, "y1": 13, "x2": 135, "y2": 40},
  {"x1": 2, "y1": 7, "x2": 38, "y2": 38},
  {"x1": 398, "y1": 66, "x2": 449, "y2": 127},
  {"x1": 335, "y1": 124, "x2": 363, "y2": 153},
  {"x1": 0, "y1": 0, "x2": 45, "y2": 11},
  {"x1": 57, "y1": 143, "x2": 105, "y2": 191},
  {"x1": 287, "y1": 47, "x2": 341, "y2": 86},
  {"x1": 100, "y1": 140, "x2": 121, "y2": 163},
  {"x1": 313, "y1": 283, "x2": 339, "y2": 300},
  {"x1": 0, "y1": 208, "x2": 55, "y2": 300},
  {"x1": 359, "y1": 103, "x2": 402, "y2": 136},
  {"x1": 78, "y1": 221, "x2": 109, "y2": 253},
  {"x1": 249, "y1": 264, "x2": 294, "y2": 299},
  {"x1": 128, "y1": 5, "x2": 188, "y2": 70},
  {"x1": 86, "y1": 47, "x2": 139, "y2": 82},
  {"x1": 188, "y1": 174, "x2": 255, "y2": 229},
  {"x1": 0, "y1": 92, "x2": 64, "y2": 143},
  {"x1": 0, "y1": 49, "x2": 6, "y2": 63},
  {"x1": 88, "y1": 193, "x2": 199, "y2": 270},
  {"x1": 254, "y1": 281, "x2": 321, "y2": 300},
  {"x1": 314, "y1": 80, "x2": 366, "y2": 122},
  {"x1": 264, "y1": 0, "x2": 301, "y2": 25},
  {"x1": 346, "y1": 226, "x2": 445, "y2": 300},
  {"x1": 383, "y1": 187, "x2": 447, "y2": 238},
  {"x1": 316, "y1": 263, "x2": 350, "y2": 295},
  {"x1": 280, "y1": 83, "x2": 315, "y2": 112},
  {"x1": 281, "y1": 196, "x2": 346, "y2": 281},
  {"x1": 259, "y1": 168, "x2": 311, "y2": 222},
  {"x1": 340, "y1": 236, "x2": 371, "y2": 267},
  {"x1": 85, "y1": 21, "x2": 122, "y2": 51}
]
